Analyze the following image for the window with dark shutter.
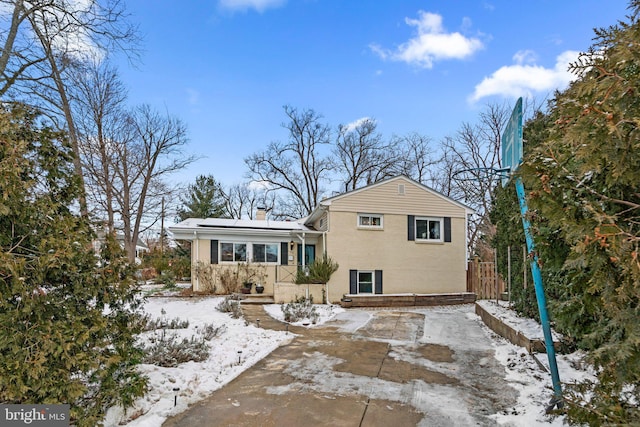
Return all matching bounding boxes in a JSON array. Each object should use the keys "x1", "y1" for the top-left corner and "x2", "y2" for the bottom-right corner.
[
  {"x1": 280, "y1": 242, "x2": 288, "y2": 265},
  {"x1": 349, "y1": 270, "x2": 357, "y2": 294},
  {"x1": 374, "y1": 270, "x2": 383, "y2": 294},
  {"x1": 210, "y1": 240, "x2": 218, "y2": 264},
  {"x1": 408, "y1": 215, "x2": 415, "y2": 241},
  {"x1": 444, "y1": 217, "x2": 451, "y2": 242}
]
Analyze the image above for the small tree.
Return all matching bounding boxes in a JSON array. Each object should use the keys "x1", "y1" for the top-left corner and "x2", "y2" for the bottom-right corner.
[
  {"x1": 295, "y1": 255, "x2": 339, "y2": 284},
  {"x1": 177, "y1": 174, "x2": 227, "y2": 221}
]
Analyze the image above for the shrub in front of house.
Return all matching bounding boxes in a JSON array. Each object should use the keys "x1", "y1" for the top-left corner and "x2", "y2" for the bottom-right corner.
[
  {"x1": 141, "y1": 312, "x2": 226, "y2": 367},
  {"x1": 282, "y1": 295, "x2": 319, "y2": 324},
  {"x1": 216, "y1": 295, "x2": 243, "y2": 319},
  {"x1": 294, "y1": 255, "x2": 338, "y2": 284}
]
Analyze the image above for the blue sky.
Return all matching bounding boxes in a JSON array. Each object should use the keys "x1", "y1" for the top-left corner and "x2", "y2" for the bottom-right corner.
[{"x1": 117, "y1": 0, "x2": 630, "y2": 187}]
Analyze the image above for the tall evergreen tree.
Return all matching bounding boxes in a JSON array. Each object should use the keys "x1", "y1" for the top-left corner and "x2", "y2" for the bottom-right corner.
[
  {"x1": 0, "y1": 104, "x2": 146, "y2": 426},
  {"x1": 516, "y1": 3, "x2": 640, "y2": 423},
  {"x1": 177, "y1": 174, "x2": 227, "y2": 221}
]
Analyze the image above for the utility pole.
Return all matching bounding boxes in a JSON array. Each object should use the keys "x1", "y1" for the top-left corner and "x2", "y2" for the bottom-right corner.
[{"x1": 160, "y1": 197, "x2": 165, "y2": 256}]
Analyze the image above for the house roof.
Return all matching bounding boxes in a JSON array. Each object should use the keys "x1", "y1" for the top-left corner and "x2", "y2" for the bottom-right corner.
[
  {"x1": 170, "y1": 175, "x2": 474, "y2": 239},
  {"x1": 169, "y1": 217, "x2": 319, "y2": 240},
  {"x1": 184, "y1": 217, "x2": 310, "y2": 231},
  {"x1": 305, "y1": 175, "x2": 474, "y2": 225}
]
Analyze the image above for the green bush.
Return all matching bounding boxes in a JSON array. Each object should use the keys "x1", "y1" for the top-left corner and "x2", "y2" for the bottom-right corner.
[
  {"x1": 142, "y1": 331, "x2": 211, "y2": 367},
  {"x1": 295, "y1": 255, "x2": 338, "y2": 284},
  {"x1": 0, "y1": 106, "x2": 147, "y2": 426},
  {"x1": 141, "y1": 316, "x2": 225, "y2": 367}
]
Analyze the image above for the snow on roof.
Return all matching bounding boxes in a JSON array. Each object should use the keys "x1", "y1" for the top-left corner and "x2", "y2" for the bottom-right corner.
[{"x1": 173, "y1": 217, "x2": 312, "y2": 231}]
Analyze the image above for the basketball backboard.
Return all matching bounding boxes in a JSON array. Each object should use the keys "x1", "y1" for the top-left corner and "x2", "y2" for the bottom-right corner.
[{"x1": 501, "y1": 97, "x2": 523, "y2": 186}]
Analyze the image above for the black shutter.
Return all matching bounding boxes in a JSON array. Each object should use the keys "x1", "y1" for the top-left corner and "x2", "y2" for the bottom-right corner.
[
  {"x1": 210, "y1": 240, "x2": 218, "y2": 264},
  {"x1": 444, "y1": 217, "x2": 451, "y2": 242},
  {"x1": 280, "y1": 242, "x2": 288, "y2": 265},
  {"x1": 349, "y1": 270, "x2": 357, "y2": 294},
  {"x1": 408, "y1": 215, "x2": 415, "y2": 241},
  {"x1": 374, "y1": 270, "x2": 383, "y2": 294}
]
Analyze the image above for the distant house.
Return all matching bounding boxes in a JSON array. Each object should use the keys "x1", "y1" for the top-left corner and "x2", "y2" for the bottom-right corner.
[
  {"x1": 93, "y1": 231, "x2": 149, "y2": 265},
  {"x1": 117, "y1": 234, "x2": 149, "y2": 264},
  {"x1": 169, "y1": 175, "x2": 474, "y2": 303}
]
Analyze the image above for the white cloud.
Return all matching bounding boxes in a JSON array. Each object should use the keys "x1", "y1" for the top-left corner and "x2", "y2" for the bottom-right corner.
[
  {"x1": 469, "y1": 50, "x2": 580, "y2": 102},
  {"x1": 218, "y1": 0, "x2": 285, "y2": 13},
  {"x1": 370, "y1": 11, "x2": 484, "y2": 69},
  {"x1": 248, "y1": 180, "x2": 272, "y2": 190},
  {"x1": 341, "y1": 117, "x2": 375, "y2": 133},
  {"x1": 512, "y1": 49, "x2": 537, "y2": 65}
]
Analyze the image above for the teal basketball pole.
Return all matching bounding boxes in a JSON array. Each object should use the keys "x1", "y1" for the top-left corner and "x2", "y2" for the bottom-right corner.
[
  {"x1": 502, "y1": 97, "x2": 562, "y2": 409},
  {"x1": 514, "y1": 176, "x2": 563, "y2": 408}
]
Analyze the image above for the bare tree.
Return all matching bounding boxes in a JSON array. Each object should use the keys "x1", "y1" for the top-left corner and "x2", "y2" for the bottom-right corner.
[
  {"x1": 223, "y1": 182, "x2": 276, "y2": 220},
  {"x1": 395, "y1": 132, "x2": 436, "y2": 185},
  {"x1": 0, "y1": 0, "x2": 139, "y2": 216},
  {"x1": 333, "y1": 118, "x2": 401, "y2": 192},
  {"x1": 429, "y1": 143, "x2": 459, "y2": 198},
  {"x1": 83, "y1": 105, "x2": 191, "y2": 262},
  {"x1": 108, "y1": 105, "x2": 196, "y2": 262},
  {"x1": 441, "y1": 102, "x2": 511, "y2": 258},
  {"x1": 244, "y1": 105, "x2": 333, "y2": 219},
  {"x1": 71, "y1": 61, "x2": 127, "y2": 230}
]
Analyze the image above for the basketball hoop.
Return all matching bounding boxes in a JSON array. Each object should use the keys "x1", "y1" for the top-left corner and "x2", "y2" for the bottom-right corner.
[{"x1": 451, "y1": 167, "x2": 511, "y2": 182}]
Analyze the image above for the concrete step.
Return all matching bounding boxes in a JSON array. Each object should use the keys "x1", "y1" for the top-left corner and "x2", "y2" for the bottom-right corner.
[{"x1": 239, "y1": 294, "x2": 275, "y2": 305}]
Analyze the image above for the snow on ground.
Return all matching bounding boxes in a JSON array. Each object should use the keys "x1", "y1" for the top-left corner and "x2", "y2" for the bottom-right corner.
[
  {"x1": 104, "y1": 296, "x2": 293, "y2": 427},
  {"x1": 476, "y1": 299, "x2": 563, "y2": 340},
  {"x1": 472, "y1": 301, "x2": 594, "y2": 426},
  {"x1": 105, "y1": 295, "x2": 593, "y2": 426}
]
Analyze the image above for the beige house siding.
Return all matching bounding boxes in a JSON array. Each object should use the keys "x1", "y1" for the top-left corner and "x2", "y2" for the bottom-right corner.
[
  {"x1": 323, "y1": 178, "x2": 469, "y2": 302},
  {"x1": 326, "y1": 212, "x2": 467, "y2": 301},
  {"x1": 327, "y1": 179, "x2": 467, "y2": 219},
  {"x1": 192, "y1": 239, "x2": 211, "y2": 265},
  {"x1": 190, "y1": 237, "x2": 320, "y2": 293}
]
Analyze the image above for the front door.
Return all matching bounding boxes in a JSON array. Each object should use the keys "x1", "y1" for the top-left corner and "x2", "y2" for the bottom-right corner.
[{"x1": 297, "y1": 244, "x2": 315, "y2": 267}]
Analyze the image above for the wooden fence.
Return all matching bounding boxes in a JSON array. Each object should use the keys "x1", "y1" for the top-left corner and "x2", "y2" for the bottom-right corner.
[{"x1": 467, "y1": 258, "x2": 505, "y2": 300}]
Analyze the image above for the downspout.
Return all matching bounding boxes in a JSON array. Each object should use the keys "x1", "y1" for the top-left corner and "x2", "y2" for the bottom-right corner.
[
  {"x1": 323, "y1": 231, "x2": 329, "y2": 304},
  {"x1": 296, "y1": 232, "x2": 308, "y2": 299},
  {"x1": 466, "y1": 213, "x2": 470, "y2": 270},
  {"x1": 193, "y1": 231, "x2": 199, "y2": 291}
]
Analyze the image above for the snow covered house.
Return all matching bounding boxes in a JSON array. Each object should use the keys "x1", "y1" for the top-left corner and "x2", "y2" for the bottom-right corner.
[{"x1": 169, "y1": 175, "x2": 474, "y2": 304}]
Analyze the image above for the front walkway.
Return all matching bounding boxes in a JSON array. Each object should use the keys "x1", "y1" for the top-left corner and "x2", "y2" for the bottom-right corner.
[{"x1": 163, "y1": 304, "x2": 517, "y2": 426}]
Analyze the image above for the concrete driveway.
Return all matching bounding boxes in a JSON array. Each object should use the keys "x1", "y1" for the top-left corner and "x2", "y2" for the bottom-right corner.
[{"x1": 163, "y1": 304, "x2": 517, "y2": 427}]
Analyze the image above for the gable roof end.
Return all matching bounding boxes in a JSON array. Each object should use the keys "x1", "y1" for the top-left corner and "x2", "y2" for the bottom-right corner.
[{"x1": 305, "y1": 175, "x2": 474, "y2": 225}]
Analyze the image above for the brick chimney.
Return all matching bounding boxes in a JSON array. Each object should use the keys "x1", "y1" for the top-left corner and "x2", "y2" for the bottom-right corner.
[{"x1": 256, "y1": 207, "x2": 266, "y2": 221}]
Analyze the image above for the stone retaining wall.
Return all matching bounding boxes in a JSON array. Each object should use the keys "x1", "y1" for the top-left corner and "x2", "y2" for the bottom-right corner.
[
  {"x1": 341, "y1": 293, "x2": 476, "y2": 308},
  {"x1": 475, "y1": 302, "x2": 564, "y2": 353}
]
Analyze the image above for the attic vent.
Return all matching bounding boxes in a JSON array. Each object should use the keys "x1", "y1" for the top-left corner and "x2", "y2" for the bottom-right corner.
[{"x1": 398, "y1": 184, "x2": 405, "y2": 195}]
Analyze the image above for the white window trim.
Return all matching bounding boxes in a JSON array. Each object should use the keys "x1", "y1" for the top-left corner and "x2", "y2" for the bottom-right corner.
[
  {"x1": 251, "y1": 242, "x2": 280, "y2": 264},
  {"x1": 220, "y1": 241, "x2": 281, "y2": 264},
  {"x1": 220, "y1": 242, "x2": 247, "y2": 262},
  {"x1": 415, "y1": 216, "x2": 444, "y2": 243},
  {"x1": 357, "y1": 213, "x2": 383, "y2": 229},
  {"x1": 357, "y1": 270, "x2": 374, "y2": 294}
]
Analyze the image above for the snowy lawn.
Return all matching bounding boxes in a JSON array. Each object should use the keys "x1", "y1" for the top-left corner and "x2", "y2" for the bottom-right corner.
[
  {"x1": 104, "y1": 296, "x2": 292, "y2": 426},
  {"x1": 104, "y1": 297, "x2": 594, "y2": 426}
]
